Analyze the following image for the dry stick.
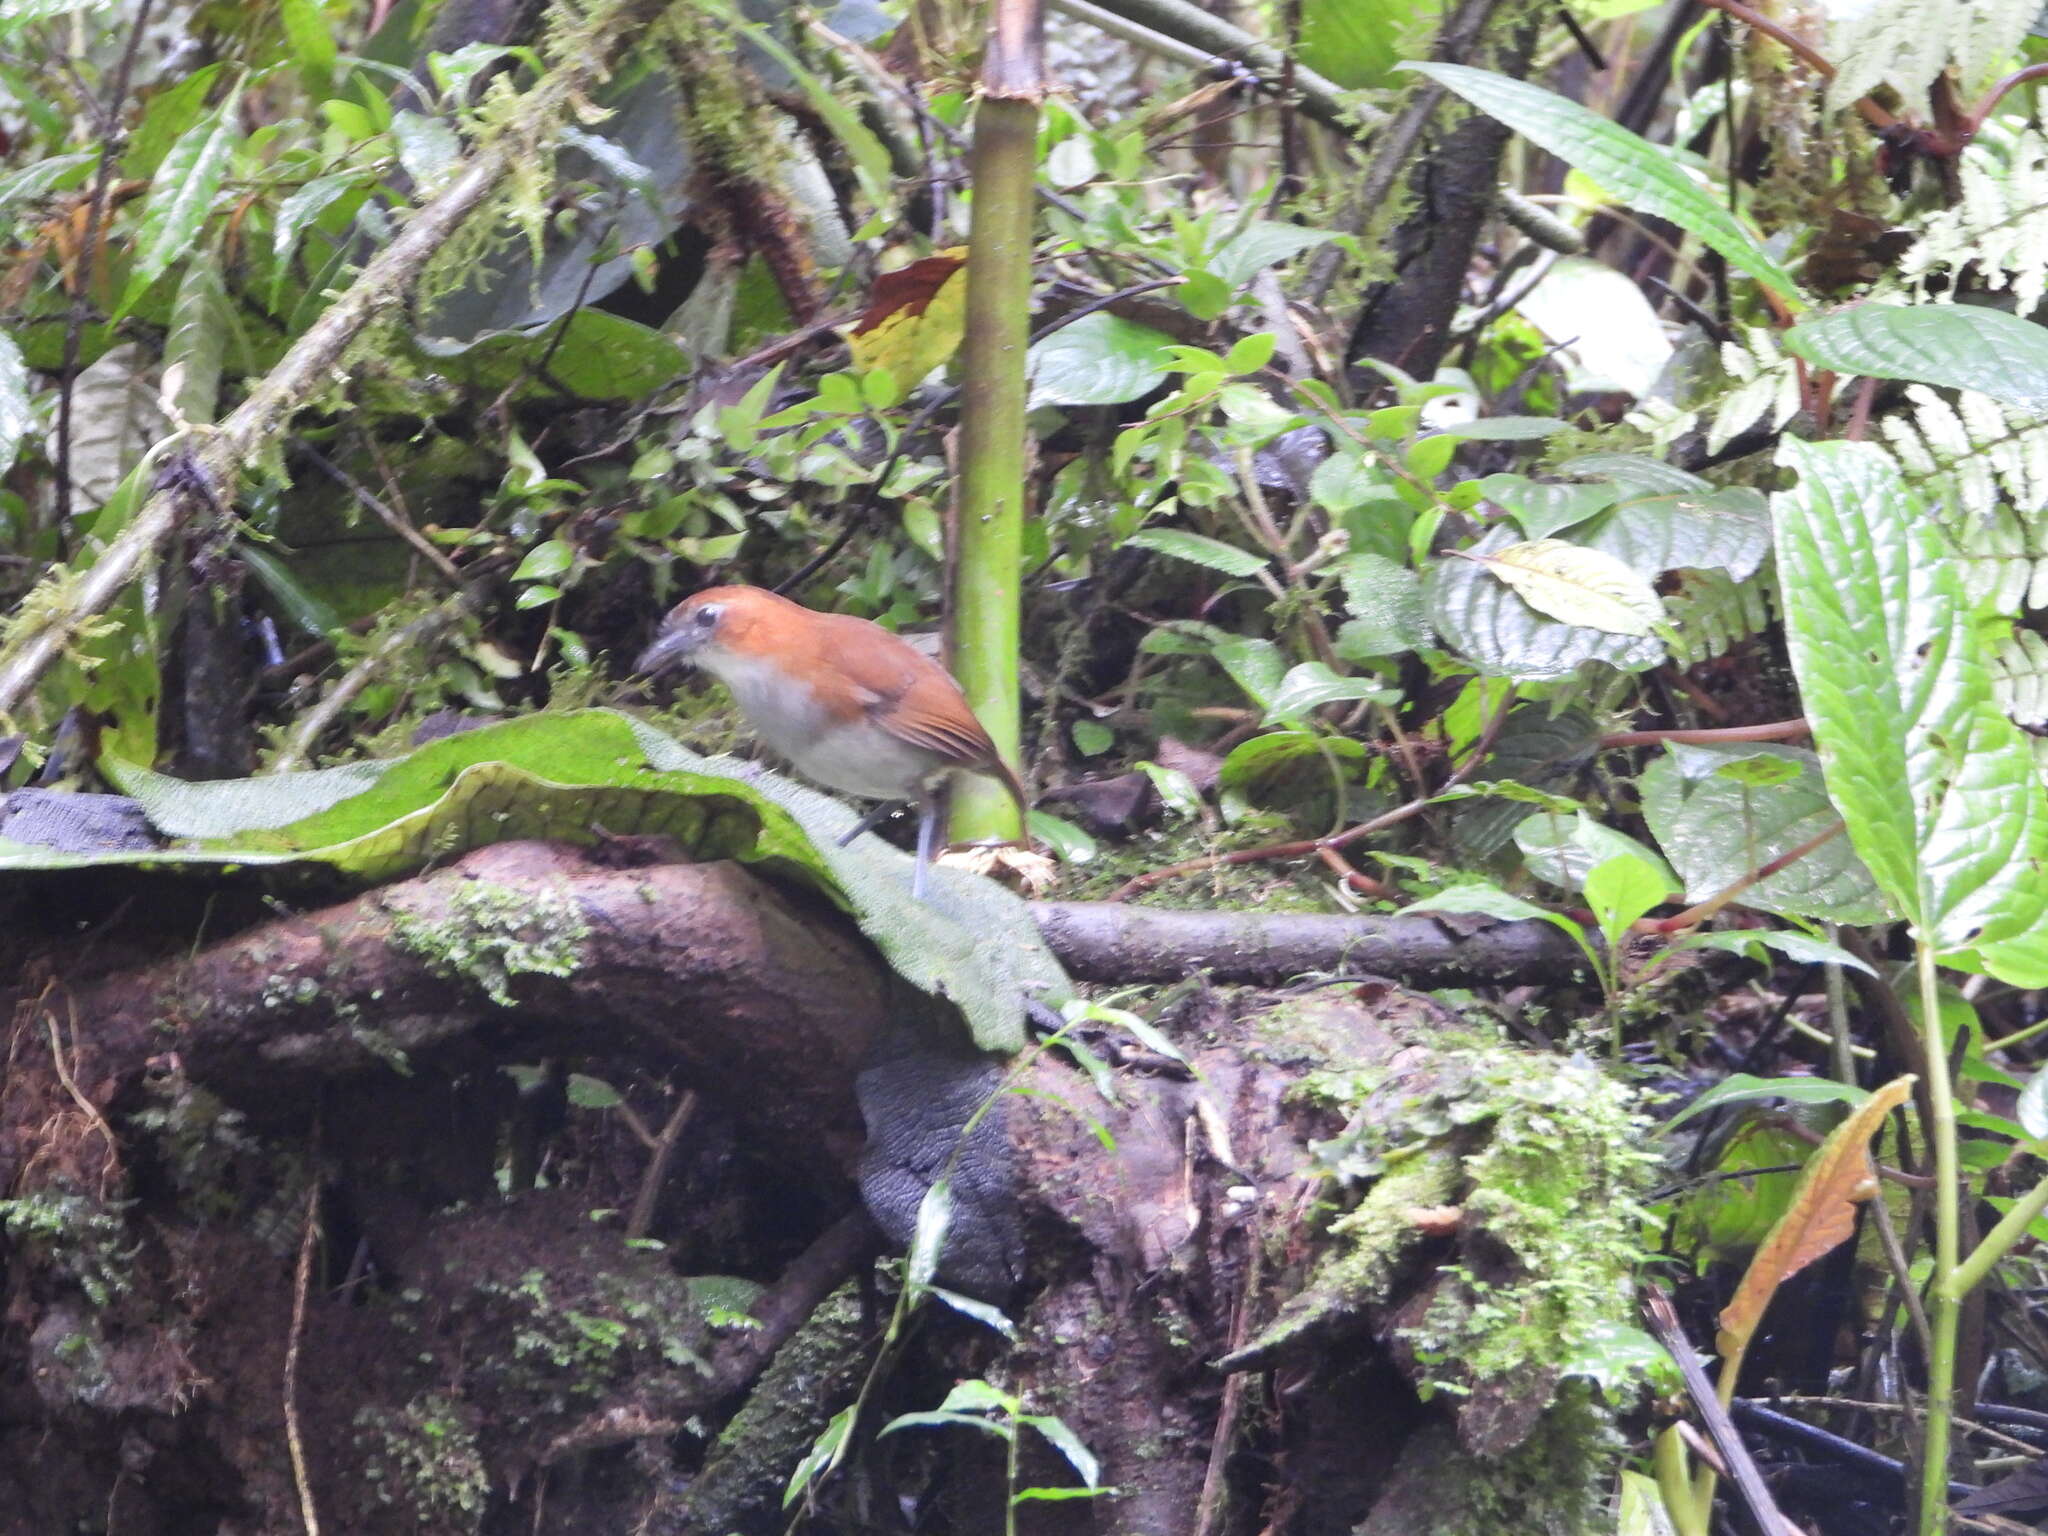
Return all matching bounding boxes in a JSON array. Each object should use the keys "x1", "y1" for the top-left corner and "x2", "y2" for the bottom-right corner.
[
  {"x1": 1192, "y1": 1237, "x2": 1264, "y2": 1536},
  {"x1": 295, "y1": 442, "x2": 465, "y2": 587},
  {"x1": 1108, "y1": 685, "x2": 1515, "y2": 900},
  {"x1": 285, "y1": 1180, "x2": 323, "y2": 1536},
  {"x1": 0, "y1": 0, "x2": 679, "y2": 725},
  {"x1": 625, "y1": 1089, "x2": 699, "y2": 1243},
  {"x1": 1600, "y1": 718, "x2": 1811, "y2": 750}
]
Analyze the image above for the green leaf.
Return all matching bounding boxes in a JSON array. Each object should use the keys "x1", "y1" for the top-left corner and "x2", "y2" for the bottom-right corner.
[
  {"x1": 0, "y1": 150, "x2": 94, "y2": 227},
  {"x1": 1126, "y1": 528, "x2": 1268, "y2": 578},
  {"x1": 1679, "y1": 929, "x2": 1877, "y2": 977},
  {"x1": 0, "y1": 330, "x2": 32, "y2": 478},
  {"x1": 1406, "y1": 881, "x2": 1568, "y2": 927},
  {"x1": 415, "y1": 311, "x2": 690, "y2": 401},
  {"x1": 1206, "y1": 221, "x2": 1339, "y2": 286},
  {"x1": 1584, "y1": 851, "x2": 1671, "y2": 946},
  {"x1": 1226, "y1": 332, "x2": 1277, "y2": 374},
  {"x1": 1334, "y1": 552, "x2": 1430, "y2": 658},
  {"x1": 24, "y1": 712, "x2": 1069, "y2": 1054},
  {"x1": 1028, "y1": 313, "x2": 1172, "y2": 407},
  {"x1": 1514, "y1": 811, "x2": 1674, "y2": 894},
  {"x1": 271, "y1": 171, "x2": 364, "y2": 305},
  {"x1": 1662, "y1": 1072, "x2": 1868, "y2": 1132},
  {"x1": 1020, "y1": 1411, "x2": 1102, "y2": 1488},
  {"x1": 164, "y1": 261, "x2": 228, "y2": 427},
  {"x1": 1476, "y1": 473, "x2": 1619, "y2": 540},
  {"x1": 785, "y1": 1406, "x2": 854, "y2": 1507},
  {"x1": 1209, "y1": 635, "x2": 1286, "y2": 708},
  {"x1": 1773, "y1": 439, "x2": 2048, "y2": 967},
  {"x1": 1640, "y1": 744, "x2": 1883, "y2": 925},
  {"x1": 1218, "y1": 729, "x2": 1363, "y2": 793},
  {"x1": 0, "y1": 0, "x2": 115, "y2": 33},
  {"x1": 280, "y1": 0, "x2": 338, "y2": 87},
  {"x1": 1429, "y1": 526, "x2": 1664, "y2": 679},
  {"x1": 907, "y1": 1179, "x2": 952, "y2": 1290},
  {"x1": 1785, "y1": 303, "x2": 2048, "y2": 414},
  {"x1": 1407, "y1": 63, "x2": 1802, "y2": 305},
  {"x1": 513, "y1": 538, "x2": 575, "y2": 581},
  {"x1": 925, "y1": 1285, "x2": 1018, "y2": 1339},
  {"x1": 565, "y1": 1073, "x2": 622, "y2": 1109},
  {"x1": 1264, "y1": 661, "x2": 1397, "y2": 724},
  {"x1": 118, "y1": 91, "x2": 243, "y2": 320}
]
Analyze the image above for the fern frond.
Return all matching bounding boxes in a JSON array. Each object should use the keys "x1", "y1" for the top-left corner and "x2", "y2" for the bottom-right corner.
[
  {"x1": 1899, "y1": 127, "x2": 2048, "y2": 315},
  {"x1": 1666, "y1": 567, "x2": 1772, "y2": 667},
  {"x1": 1826, "y1": 0, "x2": 2034, "y2": 112}
]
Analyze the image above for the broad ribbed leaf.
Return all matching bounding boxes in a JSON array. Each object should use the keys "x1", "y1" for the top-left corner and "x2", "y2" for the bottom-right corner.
[
  {"x1": 1408, "y1": 63, "x2": 1801, "y2": 304},
  {"x1": 1786, "y1": 304, "x2": 2048, "y2": 414},
  {"x1": 1430, "y1": 526, "x2": 1665, "y2": 679},
  {"x1": 1774, "y1": 439, "x2": 2048, "y2": 966},
  {"x1": 1470, "y1": 538, "x2": 1666, "y2": 636},
  {"x1": 1028, "y1": 313, "x2": 1171, "y2": 407}
]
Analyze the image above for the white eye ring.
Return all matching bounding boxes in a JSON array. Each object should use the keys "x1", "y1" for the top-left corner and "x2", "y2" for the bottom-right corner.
[{"x1": 694, "y1": 605, "x2": 721, "y2": 627}]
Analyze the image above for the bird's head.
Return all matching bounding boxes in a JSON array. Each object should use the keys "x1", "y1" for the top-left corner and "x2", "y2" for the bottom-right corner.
[{"x1": 634, "y1": 585, "x2": 787, "y2": 678}]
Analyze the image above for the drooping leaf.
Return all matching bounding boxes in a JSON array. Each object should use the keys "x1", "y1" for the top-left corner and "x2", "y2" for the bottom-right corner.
[
  {"x1": 1264, "y1": 661, "x2": 1397, "y2": 724},
  {"x1": 1716, "y1": 1075, "x2": 1915, "y2": 1357},
  {"x1": 1514, "y1": 810, "x2": 1674, "y2": 894},
  {"x1": 1476, "y1": 473, "x2": 1620, "y2": 540},
  {"x1": 1206, "y1": 220, "x2": 1341, "y2": 286},
  {"x1": 1407, "y1": 63, "x2": 1802, "y2": 303},
  {"x1": 415, "y1": 311, "x2": 690, "y2": 401},
  {"x1": 6, "y1": 712, "x2": 1066, "y2": 1053},
  {"x1": 1786, "y1": 303, "x2": 2048, "y2": 415}
]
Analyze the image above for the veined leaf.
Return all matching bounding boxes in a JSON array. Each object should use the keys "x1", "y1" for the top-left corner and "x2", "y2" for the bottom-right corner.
[
  {"x1": 0, "y1": 330, "x2": 31, "y2": 477},
  {"x1": 1407, "y1": 63, "x2": 1802, "y2": 305},
  {"x1": 1127, "y1": 528, "x2": 1268, "y2": 578},
  {"x1": 1467, "y1": 538, "x2": 1666, "y2": 637},
  {"x1": 118, "y1": 88, "x2": 243, "y2": 319},
  {"x1": 1773, "y1": 439, "x2": 2048, "y2": 970},
  {"x1": 1785, "y1": 303, "x2": 2048, "y2": 415},
  {"x1": 1716, "y1": 1076, "x2": 1914, "y2": 1357}
]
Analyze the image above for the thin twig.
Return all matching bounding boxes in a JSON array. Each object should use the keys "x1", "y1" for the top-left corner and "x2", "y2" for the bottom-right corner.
[
  {"x1": 626, "y1": 1089, "x2": 698, "y2": 1243},
  {"x1": 295, "y1": 442, "x2": 465, "y2": 587},
  {"x1": 285, "y1": 1179, "x2": 323, "y2": 1536}
]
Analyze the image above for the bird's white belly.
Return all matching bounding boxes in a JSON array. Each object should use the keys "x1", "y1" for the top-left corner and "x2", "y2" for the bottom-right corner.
[{"x1": 713, "y1": 655, "x2": 941, "y2": 800}]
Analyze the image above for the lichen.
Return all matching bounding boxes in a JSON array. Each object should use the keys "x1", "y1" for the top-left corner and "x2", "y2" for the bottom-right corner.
[{"x1": 387, "y1": 877, "x2": 591, "y2": 1007}]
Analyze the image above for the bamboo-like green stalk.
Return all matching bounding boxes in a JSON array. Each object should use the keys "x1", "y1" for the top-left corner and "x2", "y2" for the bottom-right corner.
[
  {"x1": 949, "y1": 0, "x2": 1044, "y2": 843},
  {"x1": 1917, "y1": 942, "x2": 1961, "y2": 1535}
]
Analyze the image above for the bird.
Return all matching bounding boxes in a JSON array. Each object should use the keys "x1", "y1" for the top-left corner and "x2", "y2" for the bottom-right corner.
[{"x1": 635, "y1": 585, "x2": 1030, "y2": 899}]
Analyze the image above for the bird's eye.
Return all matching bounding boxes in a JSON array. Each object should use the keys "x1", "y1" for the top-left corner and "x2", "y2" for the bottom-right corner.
[{"x1": 694, "y1": 605, "x2": 720, "y2": 628}]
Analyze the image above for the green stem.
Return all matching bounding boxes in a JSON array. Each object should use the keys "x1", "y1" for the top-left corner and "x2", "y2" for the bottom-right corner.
[
  {"x1": 1917, "y1": 940, "x2": 1960, "y2": 1535},
  {"x1": 1946, "y1": 1167, "x2": 2048, "y2": 1301},
  {"x1": 949, "y1": 1, "x2": 1042, "y2": 844}
]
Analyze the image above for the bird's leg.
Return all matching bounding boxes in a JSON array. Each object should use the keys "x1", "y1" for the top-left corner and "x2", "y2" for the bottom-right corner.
[
  {"x1": 912, "y1": 793, "x2": 942, "y2": 901},
  {"x1": 836, "y1": 799, "x2": 907, "y2": 848}
]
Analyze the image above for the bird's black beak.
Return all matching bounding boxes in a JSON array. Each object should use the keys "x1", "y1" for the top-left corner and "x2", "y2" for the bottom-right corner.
[{"x1": 634, "y1": 623, "x2": 702, "y2": 677}]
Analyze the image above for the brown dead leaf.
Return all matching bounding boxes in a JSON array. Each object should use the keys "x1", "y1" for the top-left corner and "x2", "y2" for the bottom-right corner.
[{"x1": 1715, "y1": 1074, "x2": 1914, "y2": 1358}]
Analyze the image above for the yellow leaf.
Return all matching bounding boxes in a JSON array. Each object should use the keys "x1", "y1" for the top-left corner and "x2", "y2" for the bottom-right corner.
[
  {"x1": 1715, "y1": 1075, "x2": 1915, "y2": 1358},
  {"x1": 843, "y1": 248, "x2": 968, "y2": 388},
  {"x1": 1473, "y1": 538, "x2": 1667, "y2": 636}
]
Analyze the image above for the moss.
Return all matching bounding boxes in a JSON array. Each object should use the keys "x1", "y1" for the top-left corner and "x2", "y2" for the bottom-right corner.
[
  {"x1": 387, "y1": 877, "x2": 591, "y2": 1007},
  {"x1": 0, "y1": 1189, "x2": 138, "y2": 1308},
  {"x1": 354, "y1": 1394, "x2": 490, "y2": 1533}
]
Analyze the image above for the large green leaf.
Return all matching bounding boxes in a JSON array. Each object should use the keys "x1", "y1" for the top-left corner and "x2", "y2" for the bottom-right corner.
[
  {"x1": 414, "y1": 311, "x2": 690, "y2": 402},
  {"x1": 7, "y1": 712, "x2": 1063, "y2": 1051},
  {"x1": 1773, "y1": 439, "x2": 2048, "y2": 977},
  {"x1": 1428, "y1": 524, "x2": 1665, "y2": 680},
  {"x1": 1407, "y1": 63, "x2": 1802, "y2": 305},
  {"x1": 1027, "y1": 313, "x2": 1171, "y2": 407},
  {"x1": 1785, "y1": 303, "x2": 2048, "y2": 414},
  {"x1": 1639, "y1": 744, "x2": 1885, "y2": 924}
]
